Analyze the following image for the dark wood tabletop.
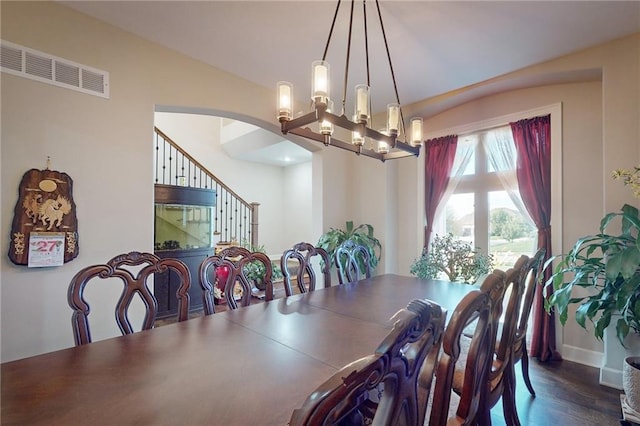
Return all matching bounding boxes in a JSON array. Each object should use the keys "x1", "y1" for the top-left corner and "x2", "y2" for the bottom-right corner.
[{"x1": 1, "y1": 274, "x2": 473, "y2": 425}]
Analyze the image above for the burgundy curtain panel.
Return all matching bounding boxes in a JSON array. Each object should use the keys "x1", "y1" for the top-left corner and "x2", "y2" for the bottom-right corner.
[
  {"x1": 423, "y1": 135, "x2": 458, "y2": 250},
  {"x1": 510, "y1": 114, "x2": 561, "y2": 362}
]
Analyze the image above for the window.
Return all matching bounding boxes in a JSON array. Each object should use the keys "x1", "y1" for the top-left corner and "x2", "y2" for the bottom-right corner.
[
  {"x1": 434, "y1": 126, "x2": 537, "y2": 271},
  {"x1": 421, "y1": 104, "x2": 561, "y2": 354}
]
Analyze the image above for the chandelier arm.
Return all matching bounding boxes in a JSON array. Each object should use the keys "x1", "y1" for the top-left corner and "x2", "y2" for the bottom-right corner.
[
  {"x1": 363, "y1": 0, "x2": 374, "y2": 132},
  {"x1": 374, "y1": 0, "x2": 406, "y2": 139},
  {"x1": 363, "y1": 1, "x2": 371, "y2": 87},
  {"x1": 289, "y1": 127, "x2": 380, "y2": 158},
  {"x1": 281, "y1": 111, "x2": 322, "y2": 133},
  {"x1": 286, "y1": 127, "x2": 419, "y2": 162},
  {"x1": 375, "y1": 0, "x2": 401, "y2": 106},
  {"x1": 322, "y1": 0, "x2": 343, "y2": 61},
  {"x1": 398, "y1": 105, "x2": 407, "y2": 141},
  {"x1": 281, "y1": 113, "x2": 419, "y2": 162},
  {"x1": 341, "y1": 0, "x2": 356, "y2": 116},
  {"x1": 383, "y1": 143, "x2": 420, "y2": 159}
]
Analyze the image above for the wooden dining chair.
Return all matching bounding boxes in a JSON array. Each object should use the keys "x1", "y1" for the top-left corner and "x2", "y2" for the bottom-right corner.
[
  {"x1": 280, "y1": 242, "x2": 332, "y2": 296},
  {"x1": 425, "y1": 271, "x2": 504, "y2": 426},
  {"x1": 452, "y1": 256, "x2": 529, "y2": 425},
  {"x1": 334, "y1": 239, "x2": 372, "y2": 284},
  {"x1": 485, "y1": 256, "x2": 530, "y2": 426},
  {"x1": 67, "y1": 251, "x2": 191, "y2": 346},
  {"x1": 510, "y1": 248, "x2": 546, "y2": 397},
  {"x1": 289, "y1": 298, "x2": 446, "y2": 426},
  {"x1": 199, "y1": 246, "x2": 273, "y2": 313}
]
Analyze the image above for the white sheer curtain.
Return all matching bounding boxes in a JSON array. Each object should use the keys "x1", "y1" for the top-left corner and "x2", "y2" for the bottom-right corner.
[
  {"x1": 482, "y1": 126, "x2": 534, "y2": 227},
  {"x1": 431, "y1": 135, "x2": 476, "y2": 236}
]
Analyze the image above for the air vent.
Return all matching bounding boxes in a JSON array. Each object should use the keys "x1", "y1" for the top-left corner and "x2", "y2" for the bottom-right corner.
[{"x1": 1, "y1": 40, "x2": 109, "y2": 98}]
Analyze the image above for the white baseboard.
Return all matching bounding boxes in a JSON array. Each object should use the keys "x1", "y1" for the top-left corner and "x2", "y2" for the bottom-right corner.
[
  {"x1": 600, "y1": 365, "x2": 624, "y2": 390},
  {"x1": 558, "y1": 343, "x2": 624, "y2": 390},
  {"x1": 559, "y1": 343, "x2": 603, "y2": 368}
]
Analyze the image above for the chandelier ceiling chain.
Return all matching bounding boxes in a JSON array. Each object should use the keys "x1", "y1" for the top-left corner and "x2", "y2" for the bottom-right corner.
[{"x1": 277, "y1": 0, "x2": 423, "y2": 162}]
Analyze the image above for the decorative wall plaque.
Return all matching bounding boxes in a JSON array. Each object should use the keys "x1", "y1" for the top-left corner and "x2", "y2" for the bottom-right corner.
[{"x1": 8, "y1": 168, "x2": 79, "y2": 266}]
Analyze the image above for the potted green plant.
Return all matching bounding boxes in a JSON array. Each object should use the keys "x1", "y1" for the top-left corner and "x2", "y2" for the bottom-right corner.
[
  {"x1": 316, "y1": 221, "x2": 382, "y2": 272},
  {"x1": 409, "y1": 233, "x2": 494, "y2": 284},
  {"x1": 240, "y1": 241, "x2": 283, "y2": 290},
  {"x1": 546, "y1": 165, "x2": 640, "y2": 346},
  {"x1": 545, "y1": 203, "x2": 640, "y2": 344}
]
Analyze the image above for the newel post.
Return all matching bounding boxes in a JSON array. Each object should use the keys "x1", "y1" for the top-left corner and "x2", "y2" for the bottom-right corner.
[{"x1": 251, "y1": 202, "x2": 260, "y2": 248}]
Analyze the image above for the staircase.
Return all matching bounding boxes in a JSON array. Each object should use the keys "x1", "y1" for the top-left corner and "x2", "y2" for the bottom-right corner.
[
  {"x1": 153, "y1": 127, "x2": 261, "y2": 319},
  {"x1": 153, "y1": 126, "x2": 259, "y2": 247}
]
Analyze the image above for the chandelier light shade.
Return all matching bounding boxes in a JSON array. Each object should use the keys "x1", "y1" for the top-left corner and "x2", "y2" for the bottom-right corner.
[
  {"x1": 277, "y1": 81, "x2": 293, "y2": 122},
  {"x1": 387, "y1": 103, "x2": 400, "y2": 135},
  {"x1": 276, "y1": 0, "x2": 423, "y2": 162},
  {"x1": 411, "y1": 117, "x2": 424, "y2": 146},
  {"x1": 312, "y1": 60, "x2": 330, "y2": 104},
  {"x1": 354, "y1": 84, "x2": 370, "y2": 124}
]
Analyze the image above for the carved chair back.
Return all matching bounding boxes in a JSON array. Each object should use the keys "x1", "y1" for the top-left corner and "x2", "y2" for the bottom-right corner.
[
  {"x1": 494, "y1": 255, "x2": 529, "y2": 368},
  {"x1": 67, "y1": 251, "x2": 191, "y2": 346},
  {"x1": 334, "y1": 240, "x2": 372, "y2": 284},
  {"x1": 484, "y1": 256, "x2": 532, "y2": 424},
  {"x1": 426, "y1": 271, "x2": 503, "y2": 425},
  {"x1": 290, "y1": 298, "x2": 445, "y2": 426},
  {"x1": 199, "y1": 246, "x2": 273, "y2": 313},
  {"x1": 280, "y1": 242, "x2": 332, "y2": 296},
  {"x1": 465, "y1": 257, "x2": 529, "y2": 425},
  {"x1": 510, "y1": 248, "x2": 546, "y2": 398}
]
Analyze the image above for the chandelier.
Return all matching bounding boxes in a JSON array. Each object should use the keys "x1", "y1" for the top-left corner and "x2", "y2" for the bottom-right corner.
[{"x1": 276, "y1": 0, "x2": 423, "y2": 162}]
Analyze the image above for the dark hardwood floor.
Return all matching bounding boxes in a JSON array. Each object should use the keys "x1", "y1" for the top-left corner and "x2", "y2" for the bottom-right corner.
[{"x1": 491, "y1": 358, "x2": 622, "y2": 426}]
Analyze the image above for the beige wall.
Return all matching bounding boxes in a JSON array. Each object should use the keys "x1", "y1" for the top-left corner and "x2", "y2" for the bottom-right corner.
[
  {"x1": 0, "y1": 1, "x2": 330, "y2": 361},
  {"x1": 1, "y1": 1, "x2": 639, "y2": 367},
  {"x1": 283, "y1": 161, "x2": 314, "y2": 246}
]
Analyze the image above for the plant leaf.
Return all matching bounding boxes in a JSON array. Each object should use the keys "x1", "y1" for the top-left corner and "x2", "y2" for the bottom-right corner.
[
  {"x1": 616, "y1": 317, "x2": 630, "y2": 346},
  {"x1": 620, "y1": 246, "x2": 640, "y2": 279},
  {"x1": 345, "y1": 221, "x2": 354, "y2": 235},
  {"x1": 605, "y1": 251, "x2": 623, "y2": 282}
]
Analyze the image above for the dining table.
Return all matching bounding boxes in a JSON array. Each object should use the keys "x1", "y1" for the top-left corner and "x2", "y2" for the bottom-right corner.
[{"x1": 1, "y1": 274, "x2": 475, "y2": 425}]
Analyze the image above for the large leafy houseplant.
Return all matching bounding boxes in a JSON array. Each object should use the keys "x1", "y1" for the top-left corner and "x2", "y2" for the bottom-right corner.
[
  {"x1": 317, "y1": 221, "x2": 382, "y2": 271},
  {"x1": 409, "y1": 233, "x2": 494, "y2": 284},
  {"x1": 240, "y1": 241, "x2": 283, "y2": 289},
  {"x1": 546, "y1": 166, "x2": 640, "y2": 345}
]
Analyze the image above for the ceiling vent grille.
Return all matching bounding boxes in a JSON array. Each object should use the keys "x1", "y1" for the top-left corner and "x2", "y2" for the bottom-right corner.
[{"x1": 1, "y1": 40, "x2": 109, "y2": 98}]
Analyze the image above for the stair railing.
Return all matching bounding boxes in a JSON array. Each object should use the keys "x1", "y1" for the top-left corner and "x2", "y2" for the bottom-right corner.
[{"x1": 154, "y1": 126, "x2": 258, "y2": 247}]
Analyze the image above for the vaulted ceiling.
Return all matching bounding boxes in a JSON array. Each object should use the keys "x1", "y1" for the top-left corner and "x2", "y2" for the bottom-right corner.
[{"x1": 59, "y1": 1, "x2": 640, "y2": 166}]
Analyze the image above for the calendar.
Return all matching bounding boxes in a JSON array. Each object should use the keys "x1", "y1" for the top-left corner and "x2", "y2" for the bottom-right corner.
[{"x1": 28, "y1": 232, "x2": 65, "y2": 267}]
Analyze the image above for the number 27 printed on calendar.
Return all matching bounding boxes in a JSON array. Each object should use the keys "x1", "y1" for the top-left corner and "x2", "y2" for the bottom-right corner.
[{"x1": 28, "y1": 232, "x2": 65, "y2": 267}]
